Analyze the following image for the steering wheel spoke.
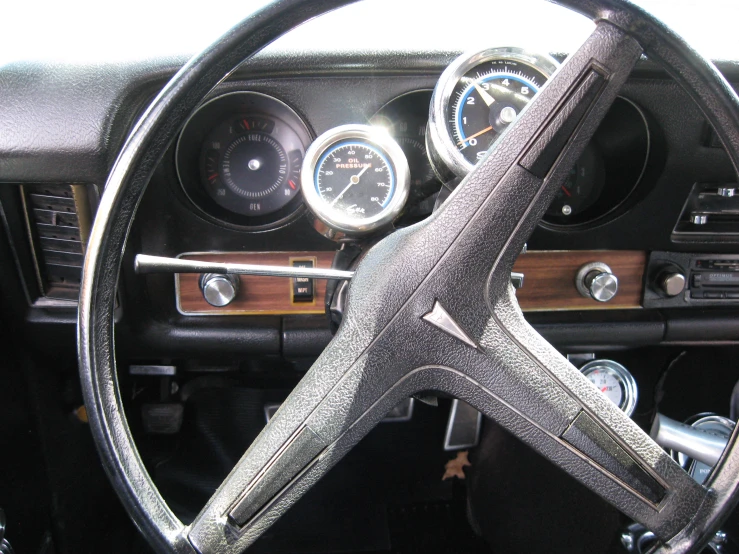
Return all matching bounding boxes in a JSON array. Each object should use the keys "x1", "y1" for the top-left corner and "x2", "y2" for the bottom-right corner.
[{"x1": 445, "y1": 294, "x2": 707, "y2": 541}]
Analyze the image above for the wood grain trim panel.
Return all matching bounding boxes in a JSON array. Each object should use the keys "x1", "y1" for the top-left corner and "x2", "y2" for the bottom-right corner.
[
  {"x1": 177, "y1": 251, "x2": 336, "y2": 315},
  {"x1": 175, "y1": 250, "x2": 646, "y2": 315},
  {"x1": 512, "y1": 250, "x2": 646, "y2": 311}
]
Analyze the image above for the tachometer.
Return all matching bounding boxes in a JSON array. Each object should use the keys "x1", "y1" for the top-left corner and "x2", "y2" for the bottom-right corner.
[
  {"x1": 301, "y1": 125, "x2": 410, "y2": 238},
  {"x1": 428, "y1": 47, "x2": 559, "y2": 179}
]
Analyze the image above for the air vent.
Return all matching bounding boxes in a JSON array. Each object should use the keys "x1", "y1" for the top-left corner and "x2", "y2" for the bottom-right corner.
[
  {"x1": 673, "y1": 182, "x2": 739, "y2": 242},
  {"x1": 22, "y1": 183, "x2": 96, "y2": 302}
]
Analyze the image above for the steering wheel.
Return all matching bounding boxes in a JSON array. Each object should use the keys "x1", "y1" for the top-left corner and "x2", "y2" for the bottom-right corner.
[{"x1": 78, "y1": 0, "x2": 739, "y2": 552}]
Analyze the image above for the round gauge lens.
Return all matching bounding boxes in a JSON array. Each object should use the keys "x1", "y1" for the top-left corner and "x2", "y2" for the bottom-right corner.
[
  {"x1": 580, "y1": 359, "x2": 638, "y2": 417},
  {"x1": 200, "y1": 115, "x2": 303, "y2": 217},
  {"x1": 672, "y1": 415, "x2": 735, "y2": 485},
  {"x1": 586, "y1": 368, "x2": 624, "y2": 407},
  {"x1": 302, "y1": 125, "x2": 410, "y2": 237},
  {"x1": 452, "y1": 60, "x2": 548, "y2": 165},
  {"x1": 370, "y1": 91, "x2": 439, "y2": 203},
  {"x1": 428, "y1": 48, "x2": 559, "y2": 179},
  {"x1": 395, "y1": 136, "x2": 436, "y2": 189},
  {"x1": 315, "y1": 141, "x2": 394, "y2": 219}
]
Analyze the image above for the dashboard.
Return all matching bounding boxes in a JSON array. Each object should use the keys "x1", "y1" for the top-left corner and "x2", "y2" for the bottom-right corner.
[
  {"x1": 3, "y1": 3, "x2": 739, "y2": 553},
  {"x1": 3, "y1": 42, "x2": 739, "y2": 353}
]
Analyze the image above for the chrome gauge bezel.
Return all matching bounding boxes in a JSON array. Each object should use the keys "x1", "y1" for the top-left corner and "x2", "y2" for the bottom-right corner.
[
  {"x1": 428, "y1": 47, "x2": 560, "y2": 179},
  {"x1": 580, "y1": 359, "x2": 638, "y2": 417},
  {"x1": 301, "y1": 124, "x2": 410, "y2": 237}
]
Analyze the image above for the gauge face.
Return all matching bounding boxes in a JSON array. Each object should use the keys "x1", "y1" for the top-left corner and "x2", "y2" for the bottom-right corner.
[
  {"x1": 580, "y1": 359, "x2": 638, "y2": 417},
  {"x1": 545, "y1": 144, "x2": 604, "y2": 218},
  {"x1": 585, "y1": 368, "x2": 624, "y2": 407},
  {"x1": 542, "y1": 97, "x2": 650, "y2": 226},
  {"x1": 428, "y1": 47, "x2": 559, "y2": 179},
  {"x1": 301, "y1": 125, "x2": 410, "y2": 237},
  {"x1": 176, "y1": 92, "x2": 312, "y2": 231},
  {"x1": 201, "y1": 115, "x2": 303, "y2": 217},
  {"x1": 314, "y1": 141, "x2": 394, "y2": 219},
  {"x1": 451, "y1": 59, "x2": 549, "y2": 165}
]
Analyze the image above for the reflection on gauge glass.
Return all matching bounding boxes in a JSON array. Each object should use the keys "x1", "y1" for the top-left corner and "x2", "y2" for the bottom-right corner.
[
  {"x1": 428, "y1": 47, "x2": 558, "y2": 178},
  {"x1": 176, "y1": 92, "x2": 312, "y2": 230},
  {"x1": 370, "y1": 91, "x2": 439, "y2": 202},
  {"x1": 580, "y1": 359, "x2": 638, "y2": 417},
  {"x1": 301, "y1": 125, "x2": 410, "y2": 238},
  {"x1": 542, "y1": 97, "x2": 650, "y2": 226}
]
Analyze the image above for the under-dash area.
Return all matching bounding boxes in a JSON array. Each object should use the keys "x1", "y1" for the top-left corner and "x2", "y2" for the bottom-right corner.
[{"x1": 139, "y1": 383, "x2": 486, "y2": 554}]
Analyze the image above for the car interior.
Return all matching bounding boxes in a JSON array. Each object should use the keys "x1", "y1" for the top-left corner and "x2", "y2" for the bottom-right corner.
[{"x1": 3, "y1": 0, "x2": 739, "y2": 553}]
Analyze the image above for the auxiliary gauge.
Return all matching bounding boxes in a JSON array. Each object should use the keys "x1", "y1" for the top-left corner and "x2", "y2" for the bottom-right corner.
[
  {"x1": 428, "y1": 47, "x2": 559, "y2": 179},
  {"x1": 301, "y1": 125, "x2": 410, "y2": 239},
  {"x1": 580, "y1": 359, "x2": 638, "y2": 417}
]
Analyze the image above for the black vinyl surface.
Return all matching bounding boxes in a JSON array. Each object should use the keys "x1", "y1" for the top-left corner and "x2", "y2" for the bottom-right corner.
[{"x1": 149, "y1": 386, "x2": 487, "y2": 553}]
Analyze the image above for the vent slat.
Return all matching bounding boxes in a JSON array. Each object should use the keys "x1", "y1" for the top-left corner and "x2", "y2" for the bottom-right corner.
[
  {"x1": 32, "y1": 208, "x2": 80, "y2": 228},
  {"x1": 40, "y1": 237, "x2": 84, "y2": 254},
  {"x1": 35, "y1": 223, "x2": 81, "y2": 241},
  {"x1": 24, "y1": 183, "x2": 74, "y2": 198},
  {"x1": 43, "y1": 249, "x2": 84, "y2": 267},
  {"x1": 28, "y1": 193, "x2": 76, "y2": 211}
]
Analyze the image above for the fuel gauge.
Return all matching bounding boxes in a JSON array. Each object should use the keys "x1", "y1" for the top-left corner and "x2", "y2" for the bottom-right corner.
[{"x1": 545, "y1": 145, "x2": 604, "y2": 219}]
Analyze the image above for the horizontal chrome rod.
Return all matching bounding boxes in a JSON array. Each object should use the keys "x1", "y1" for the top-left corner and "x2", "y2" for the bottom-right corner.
[{"x1": 134, "y1": 254, "x2": 354, "y2": 280}]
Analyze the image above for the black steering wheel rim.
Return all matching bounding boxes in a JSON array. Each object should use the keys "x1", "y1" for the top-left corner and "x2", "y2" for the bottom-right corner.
[{"x1": 78, "y1": 1, "x2": 739, "y2": 553}]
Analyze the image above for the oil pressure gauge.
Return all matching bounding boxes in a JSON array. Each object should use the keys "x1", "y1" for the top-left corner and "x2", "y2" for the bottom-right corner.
[{"x1": 301, "y1": 125, "x2": 410, "y2": 239}]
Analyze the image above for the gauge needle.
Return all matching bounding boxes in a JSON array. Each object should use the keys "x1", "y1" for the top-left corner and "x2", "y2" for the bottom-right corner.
[
  {"x1": 458, "y1": 125, "x2": 493, "y2": 147},
  {"x1": 472, "y1": 81, "x2": 496, "y2": 107},
  {"x1": 330, "y1": 165, "x2": 370, "y2": 207},
  {"x1": 561, "y1": 186, "x2": 572, "y2": 197}
]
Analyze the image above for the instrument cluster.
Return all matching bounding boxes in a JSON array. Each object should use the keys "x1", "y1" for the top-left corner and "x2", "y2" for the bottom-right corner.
[{"x1": 175, "y1": 47, "x2": 657, "y2": 237}]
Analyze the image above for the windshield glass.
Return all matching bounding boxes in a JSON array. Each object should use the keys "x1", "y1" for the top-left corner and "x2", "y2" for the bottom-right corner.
[{"x1": 1, "y1": 0, "x2": 736, "y2": 66}]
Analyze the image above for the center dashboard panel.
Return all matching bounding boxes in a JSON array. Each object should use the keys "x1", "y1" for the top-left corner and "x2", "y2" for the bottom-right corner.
[
  {"x1": 119, "y1": 43, "x2": 739, "y2": 354},
  {"x1": 175, "y1": 250, "x2": 647, "y2": 315}
]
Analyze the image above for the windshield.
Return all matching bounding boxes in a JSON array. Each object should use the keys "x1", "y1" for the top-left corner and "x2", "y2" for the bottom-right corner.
[{"x1": 1, "y1": 0, "x2": 736, "y2": 66}]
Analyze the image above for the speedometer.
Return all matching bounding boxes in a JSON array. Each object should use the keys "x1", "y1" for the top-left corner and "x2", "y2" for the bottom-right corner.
[{"x1": 427, "y1": 47, "x2": 559, "y2": 179}]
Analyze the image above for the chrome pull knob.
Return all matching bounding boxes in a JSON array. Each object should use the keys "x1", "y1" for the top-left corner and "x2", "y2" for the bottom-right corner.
[
  {"x1": 199, "y1": 273, "x2": 240, "y2": 307},
  {"x1": 576, "y1": 262, "x2": 618, "y2": 303},
  {"x1": 659, "y1": 271, "x2": 686, "y2": 297}
]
